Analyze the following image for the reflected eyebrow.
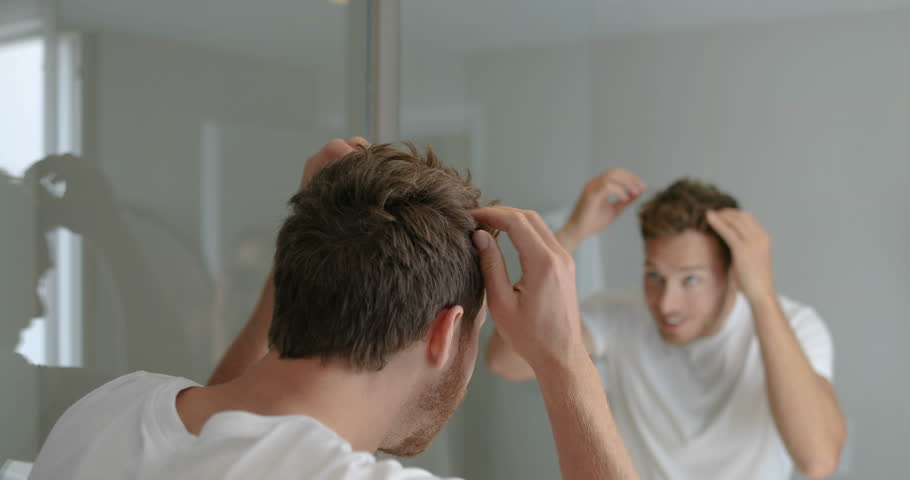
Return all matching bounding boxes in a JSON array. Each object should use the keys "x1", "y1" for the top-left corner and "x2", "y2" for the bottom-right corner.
[
  {"x1": 644, "y1": 262, "x2": 708, "y2": 273},
  {"x1": 678, "y1": 266, "x2": 708, "y2": 273}
]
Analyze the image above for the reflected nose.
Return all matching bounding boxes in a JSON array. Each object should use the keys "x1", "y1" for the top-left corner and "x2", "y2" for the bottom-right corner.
[{"x1": 659, "y1": 285, "x2": 683, "y2": 317}]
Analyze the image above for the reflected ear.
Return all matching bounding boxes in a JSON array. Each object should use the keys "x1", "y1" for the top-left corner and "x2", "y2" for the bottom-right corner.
[{"x1": 425, "y1": 306, "x2": 464, "y2": 369}]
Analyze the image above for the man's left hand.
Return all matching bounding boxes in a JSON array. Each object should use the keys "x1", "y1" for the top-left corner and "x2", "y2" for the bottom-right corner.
[
  {"x1": 299, "y1": 136, "x2": 369, "y2": 191},
  {"x1": 706, "y1": 209, "x2": 776, "y2": 303}
]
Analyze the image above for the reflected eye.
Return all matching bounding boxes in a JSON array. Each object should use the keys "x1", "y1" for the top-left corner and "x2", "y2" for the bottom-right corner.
[
  {"x1": 645, "y1": 272, "x2": 663, "y2": 283},
  {"x1": 683, "y1": 275, "x2": 701, "y2": 287}
]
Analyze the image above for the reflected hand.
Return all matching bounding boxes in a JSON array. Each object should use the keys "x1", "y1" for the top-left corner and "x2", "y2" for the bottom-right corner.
[
  {"x1": 299, "y1": 136, "x2": 369, "y2": 191},
  {"x1": 706, "y1": 209, "x2": 776, "y2": 302},
  {"x1": 559, "y1": 169, "x2": 646, "y2": 252},
  {"x1": 25, "y1": 154, "x2": 120, "y2": 237},
  {"x1": 471, "y1": 206, "x2": 585, "y2": 372}
]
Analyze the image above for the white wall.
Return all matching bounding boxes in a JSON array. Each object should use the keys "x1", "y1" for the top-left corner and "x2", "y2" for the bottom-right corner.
[
  {"x1": 464, "y1": 43, "x2": 594, "y2": 212},
  {"x1": 592, "y1": 9, "x2": 910, "y2": 478}
]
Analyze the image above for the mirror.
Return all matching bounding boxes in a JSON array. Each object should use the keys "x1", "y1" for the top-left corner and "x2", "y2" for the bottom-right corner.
[{"x1": 400, "y1": 1, "x2": 909, "y2": 478}]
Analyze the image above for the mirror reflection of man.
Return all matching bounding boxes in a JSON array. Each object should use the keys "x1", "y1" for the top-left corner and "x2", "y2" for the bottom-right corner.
[{"x1": 488, "y1": 170, "x2": 846, "y2": 479}]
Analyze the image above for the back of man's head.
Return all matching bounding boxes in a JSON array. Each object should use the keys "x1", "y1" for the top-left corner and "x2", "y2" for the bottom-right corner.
[
  {"x1": 638, "y1": 178, "x2": 740, "y2": 266},
  {"x1": 270, "y1": 143, "x2": 489, "y2": 371}
]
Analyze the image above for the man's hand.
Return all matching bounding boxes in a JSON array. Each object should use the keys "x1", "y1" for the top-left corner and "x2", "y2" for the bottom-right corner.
[
  {"x1": 709, "y1": 208, "x2": 846, "y2": 477},
  {"x1": 298, "y1": 136, "x2": 369, "y2": 191},
  {"x1": 25, "y1": 154, "x2": 120, "y2": 237},
  {"x1": 471, "y1": 206, "x2": 585, "y2": 372},
  {"x1": 472, "y1": 206, "x2": 641, "y2": 479},
  {"x1": 706, "y1": 209, "x2": 776, "y2": 303},
  {"x1": 558, "y1": 169, "x2": 646, "y2": 253}
]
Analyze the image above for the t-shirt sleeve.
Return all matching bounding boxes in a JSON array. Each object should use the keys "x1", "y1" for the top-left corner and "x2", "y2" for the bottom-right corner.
[{"x1": 789, "y1": 305, "x2": 835, "y2": 382}]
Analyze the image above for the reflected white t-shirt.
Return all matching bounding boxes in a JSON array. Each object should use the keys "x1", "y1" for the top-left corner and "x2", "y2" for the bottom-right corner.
[
  {"x1": 30, "y1": 371, "x2": 455, "y2": 480},
  {"x1": 581, "y1": 291, "x2": 833, "y2": 480}
]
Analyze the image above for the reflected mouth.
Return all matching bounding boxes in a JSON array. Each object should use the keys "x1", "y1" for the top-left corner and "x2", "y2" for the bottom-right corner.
[{"x1": 659, "y1": 317, "x2": 686, "y2": 331}]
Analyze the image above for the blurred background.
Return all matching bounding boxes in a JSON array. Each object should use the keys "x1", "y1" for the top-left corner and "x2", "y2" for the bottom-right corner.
[{"x1": 2, "y1": 1, "x2": 908, "y2": 478}]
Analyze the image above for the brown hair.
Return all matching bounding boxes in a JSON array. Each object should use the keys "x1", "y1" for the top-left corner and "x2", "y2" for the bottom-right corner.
[
  {"x1": 638, "y1": 178, "x2": 740, "y2": 267},
  {"x1": 269, "y1": 142, "x2": 492, "y2": 371}
]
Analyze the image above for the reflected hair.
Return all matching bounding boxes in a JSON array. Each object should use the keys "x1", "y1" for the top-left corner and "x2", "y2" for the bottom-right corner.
[{"x1": 638, "y1": 178, "x2": 740, "y2": 267}]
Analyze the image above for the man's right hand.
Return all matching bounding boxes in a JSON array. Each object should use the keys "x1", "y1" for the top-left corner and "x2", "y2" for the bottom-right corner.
[
  {"x1": 558, "y1": 169, "x2": 646, "y2": 253},
  {"x1": 472, "y1": 206, "x2": 640, "y2": 479},
  {"x1": 471, "y1": 207, "x2": 586, "y2": 373}
]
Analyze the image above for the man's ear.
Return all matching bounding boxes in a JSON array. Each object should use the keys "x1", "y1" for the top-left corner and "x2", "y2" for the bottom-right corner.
[{"x1": 425, "y1": 306, "x2": 464, "y2": 369}]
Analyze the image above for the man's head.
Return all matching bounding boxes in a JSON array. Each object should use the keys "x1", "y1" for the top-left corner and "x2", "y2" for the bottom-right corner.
[
  {"x1": 637, "y1": 178, "x2": 740, "y2": 344},
  {"x1": 269, "y1": 143, "x2": 490, "y2": 455}
]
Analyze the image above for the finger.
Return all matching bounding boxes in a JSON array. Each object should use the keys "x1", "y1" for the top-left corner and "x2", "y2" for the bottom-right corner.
[
  {"x1": 522, "y1": 209, "x2": 565, "y2": 254},
  {"x1": 734, "y1": 211, "x2": 762, "y2": 237},
  {"x1": 607, "y1": 169, "x2": 646, "y2": 195},
  {"x1": 588, "y1": 175, "x2": 630, "y2": 202},
  {"x1": 611, "y1": 197, "x2": 637, "y2": 214},
  {"x1": 601, "y1": 174, "x2": 641, "y2": 201},
  {"x1": 471, "y1": 206, "x2": 552, "y2": 268},
  {"x1": 472, "y1": 230, "x2": 516, "y2": 313},
  {"x1": 346, "y1": 136, "x2": 370, "y2": 149},
  {"x1": 602, "y1": 180, "x2": 633, "y2": 203},
  {"x1": 321, "y1": 138, "x2": 356, "y2": 161},
  {"x1": 706, "y1": 210, "x2": 743, "y2": 246},
  {"x1": 716, "y1": 209, "x2": 753, "y2": 239},
  {"x1": 300, "y1": 140, "x2": 355, "y2": 190}
]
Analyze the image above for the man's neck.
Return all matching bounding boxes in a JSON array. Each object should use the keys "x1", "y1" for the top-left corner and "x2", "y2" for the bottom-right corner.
[{"x1": 177, "y1": 350, "x2": 421, "y2": 453}]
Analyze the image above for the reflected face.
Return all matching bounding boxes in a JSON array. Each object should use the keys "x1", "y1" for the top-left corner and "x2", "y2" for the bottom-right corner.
[
  {"x1": 379, "y1": 305, "x2": 486, "y2": 457},
  {"x1": 643, "y1": 230, "x2": 734, "y2": 345}
]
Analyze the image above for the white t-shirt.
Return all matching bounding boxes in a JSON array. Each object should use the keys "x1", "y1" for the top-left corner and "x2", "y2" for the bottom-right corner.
[
  {"x1": 581, "y1": 291, "x2": 833, "y2": 480},
  {"x1": 30, "y1": 371, "x2": 455, "y2": 480}
]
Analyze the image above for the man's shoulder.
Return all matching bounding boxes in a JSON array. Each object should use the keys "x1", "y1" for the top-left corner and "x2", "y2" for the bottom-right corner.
[
  {"x1": 30, "y1": 372, "x2": 192, "y2": 480},
  {"x1": 581, "y1": 289, "x2": 648, "y2": 321},
  {"x1": 42, "y1": 371, "x2": 197, "y2": 437},
  {"x1": 66, "y1": 371, "x2": 186, "y2": 410}
]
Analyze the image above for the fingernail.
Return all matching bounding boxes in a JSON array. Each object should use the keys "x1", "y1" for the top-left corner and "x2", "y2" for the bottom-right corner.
[{"x1": 473, "y1": 230, "x2": 490, "y2": 249}]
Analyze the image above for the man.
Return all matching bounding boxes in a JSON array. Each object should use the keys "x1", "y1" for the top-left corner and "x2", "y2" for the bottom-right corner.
[
  {"x1": 30, "y1": 139, "x2": 639, "y2": 479},
  {"x1": 488, "y1": 170, "x2": 846, "y2": 479}
]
